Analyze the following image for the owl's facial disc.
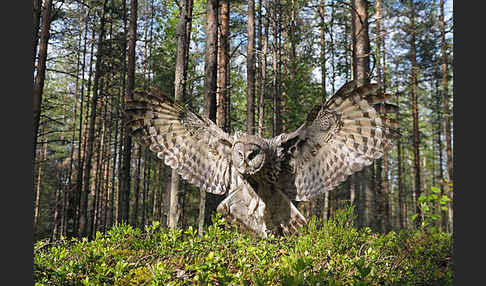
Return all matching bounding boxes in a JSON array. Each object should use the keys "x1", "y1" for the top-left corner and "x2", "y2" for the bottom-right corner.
[{"x1": 233, "y1": 142, "x2": 265, "y2": 175}]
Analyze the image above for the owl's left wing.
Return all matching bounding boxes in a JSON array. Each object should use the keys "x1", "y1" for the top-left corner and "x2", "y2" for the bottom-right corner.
[
  {"x1": 274, "y1": 82, "x2": 400, "y2": 201},
  {"x1": 125, "y1": 89, "x2": 233, "y2": 195}
]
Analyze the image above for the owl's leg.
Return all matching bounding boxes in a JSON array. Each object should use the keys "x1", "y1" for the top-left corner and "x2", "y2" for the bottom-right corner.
[
  {"x1": 216, "y1": 183, "x2": 269, "y2": 237},
  {"x1": 262, "y1": 188, "x2": 307, "y2": 235}
]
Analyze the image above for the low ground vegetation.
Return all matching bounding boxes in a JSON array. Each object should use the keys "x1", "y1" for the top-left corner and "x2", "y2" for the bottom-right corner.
[{"x1": 34, "y1": 207, "x2": 452, "y2": 285}]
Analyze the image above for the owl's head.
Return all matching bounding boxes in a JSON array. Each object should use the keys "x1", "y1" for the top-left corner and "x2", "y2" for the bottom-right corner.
[{"x1": 232, "y1": 131, "x2": 266, "y2": 176}]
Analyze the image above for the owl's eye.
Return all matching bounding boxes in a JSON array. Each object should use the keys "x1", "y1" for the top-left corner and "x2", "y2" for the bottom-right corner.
[{"x1": 248, "y1": 150, "x2": 259, "y2": 161}]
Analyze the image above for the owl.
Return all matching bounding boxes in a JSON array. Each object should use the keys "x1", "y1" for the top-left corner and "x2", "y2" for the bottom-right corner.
[{"x1": 125, "y1": 81, "x2": 399, "y2": 237}]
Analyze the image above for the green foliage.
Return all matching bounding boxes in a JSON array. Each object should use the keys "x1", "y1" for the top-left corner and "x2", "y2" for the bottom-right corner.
[
  {"x1": 35, "y1": 207, "x2": 452, "y2": 285},
  {"x1": 412, "y1": 185, "x2": 452, "y2": 230}
]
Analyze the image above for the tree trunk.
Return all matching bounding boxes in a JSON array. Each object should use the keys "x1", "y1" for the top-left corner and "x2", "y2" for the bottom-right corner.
[
  {"x1": 217, "y1": 0, "x2": 230, "y2": 132},
  {"x1": 374, "y1": 0, "x2": 384, "y2": 233},
  {"x1": 247, "y1": 0, "x2": 256, "y2": 135},
  {"x1": 440, "y1": 0, "x2": 453, "y2": 233},
  {"x1": 34, "y1": 131, "x2": 48, "y2": 235},
  {"x1": 169, "y1": 0, "x2": 191, "y2": 229},
  {"x1": 33, "y1": 0, "x2": 53, "y2": 164},
  {"x1": 409, "y1": 0, "x2": 421, "y2": 227},
  {"x1": 272, "y1": 1, "x2": 282, "y2": 137},
  {"x1": 72, "y1": 5, "x2": 92, "y2": 236},
  {"x1": 204, "y1": 0, "x2": 218, "y2": 122},
  {"x1": 319, "y1": 0, "x2": 326, "y2": 100},
  {"x1": 119, "y1": 0, "x2": 138, "y2": 224},
  {"x1": 396, "y1": 92, "x2": 405, "y2": 230},
  {"x1": 257, "y1": 0, "x2": 269, "y2": 137},
  {"x1": 200, "y1": 0, "x2": 221, "y2": 234},
  {"x1": 352, "y1": 0, "x2": 373, "y2": 229},
  {"x1": 132, "y1": 145, "x2": 142, "y2": 226},
  {"x1": 33, "y1": 0, "x2": 43, "y2": 70},
  {"x1": 379, "y1": 4, "x2": 391, "y2": 232},
  {"x1": 434, "y1": 64, "x2": 446, "y2": 231},
  {"x1": 80, "y1": 0, "x2": 108, "y2": 236},
  {"x1": 90, "y1": 94, "x2": 108, "y2": 237},
  {"x1": 51, "y1": 165, "x2": 63, "y2": 241},
  {"x1": 63, "y1": 4, "x2": 86, "y2": 237},
  {"x1": 142, "y1": 151, "x2": 150, "y2": 227}
]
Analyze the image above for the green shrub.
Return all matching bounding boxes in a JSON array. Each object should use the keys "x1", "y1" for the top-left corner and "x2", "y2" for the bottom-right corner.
[{"x1": 34, "y1": 208, "x2": 452, "y2": 285}]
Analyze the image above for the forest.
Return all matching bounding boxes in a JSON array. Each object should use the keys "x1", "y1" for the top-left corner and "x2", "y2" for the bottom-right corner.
[
  {"x1": 33, "y1": 0, "x2": 453, "y2": 261},
  {"x1": 33, "y1": 0, "x2": 454, "y2": 283}
]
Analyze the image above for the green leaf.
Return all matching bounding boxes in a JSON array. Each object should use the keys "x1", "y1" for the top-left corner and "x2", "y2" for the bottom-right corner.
[{"x1": 431, "y1": 186, "x2": 441, "y2": 194}]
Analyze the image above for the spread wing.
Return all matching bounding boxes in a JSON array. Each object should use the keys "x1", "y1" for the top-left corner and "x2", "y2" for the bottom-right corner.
[
  {"x1": 124, "y1": 89, "x2": 234, "y2": 195},
  {"x1": 274, "y1": 81, "x2": 400, "y2": 201}
]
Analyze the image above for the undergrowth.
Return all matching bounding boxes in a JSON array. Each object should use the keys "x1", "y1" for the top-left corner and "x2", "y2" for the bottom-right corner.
[{"x1": 34, "y1": 207, "x2": 453, "y2": 285}]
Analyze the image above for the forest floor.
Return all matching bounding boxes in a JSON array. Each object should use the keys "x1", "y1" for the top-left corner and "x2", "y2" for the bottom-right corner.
[{"x1": 34, "y1": 208, "x2": 453, "y2": 285}]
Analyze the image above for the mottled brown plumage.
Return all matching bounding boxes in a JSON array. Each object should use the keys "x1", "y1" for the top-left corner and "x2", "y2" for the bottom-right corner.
[{"x1": 124, "y1": 82, "x2": 399, "y2": 237}]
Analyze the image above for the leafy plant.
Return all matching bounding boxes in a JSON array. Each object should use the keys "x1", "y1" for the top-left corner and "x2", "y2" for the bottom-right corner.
[
  {"x1": 34, "y1": 208, "x2": 452, "y2": 285},
  {"x1": 412, "y1": 185, "x2": 452, "y2": 229}
]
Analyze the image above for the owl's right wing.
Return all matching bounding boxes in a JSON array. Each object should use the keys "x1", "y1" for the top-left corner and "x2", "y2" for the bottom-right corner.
[
  {"x1": 274, "y1": 81, "x2": 400, "y2": 201},
  {"x1": 124, "y1": 89, "x2": 234, "y2": 195}
]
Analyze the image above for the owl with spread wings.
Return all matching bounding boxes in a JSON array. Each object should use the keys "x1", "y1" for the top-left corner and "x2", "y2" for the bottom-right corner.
[{"x1": 124, "y1": 81, "x2": 399, "y2": 237}]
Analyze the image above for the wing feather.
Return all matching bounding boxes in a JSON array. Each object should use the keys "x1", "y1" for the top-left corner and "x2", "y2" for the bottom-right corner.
[
  {"x1": 125, "y1": 89, "x2": 233, "y2": 195},
  {"x1": 274, "y1": 82, "x2": 400, "y2": 201}
]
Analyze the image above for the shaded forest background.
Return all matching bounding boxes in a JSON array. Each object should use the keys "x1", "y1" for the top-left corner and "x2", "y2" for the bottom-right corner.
[{"x1": 33, "y1": 0, "x2": 453, "y2": 241}]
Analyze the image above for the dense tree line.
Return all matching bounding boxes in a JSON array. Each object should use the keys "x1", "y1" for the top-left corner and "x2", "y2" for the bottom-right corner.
[{"x1": 33, "y1": 0, "x2": 453, "y2": 241}]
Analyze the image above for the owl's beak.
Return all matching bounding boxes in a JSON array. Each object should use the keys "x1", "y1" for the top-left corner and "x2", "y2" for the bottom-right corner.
[{"x1": 239, "y1": 159, "x2": 247, "y2": 169}]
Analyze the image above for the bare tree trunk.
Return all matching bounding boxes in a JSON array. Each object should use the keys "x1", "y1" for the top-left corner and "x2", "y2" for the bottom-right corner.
[
  {"x1": 33, "y1": 0, "x2": 43, "y2": 70},
  {"x1": 63, "y1": 4, "x2": 86, "y2": 237},
  {"x1": 204, "y1": 0, "x2": 218, "y2": 122},
  {"x1": 309, "y1": 0, "x2": 326, "y2": 221},
  {"x1": 217, "y1": 0, "x2": 230, "y2": 132},
  {"x1": 247, "y1": 0, "x2": 256, "y2": 135},
  {"x1": 374, "y1": 0, "x2": 384, "y2": 233},
  {"x1": 90, "y1": 95, "x2": 107, "y2": 237},
  {"x1": 110, "y1": 68, "x2": 122, "y2": 229},
  {"x1": 352, "y1": 0, "x2": 373, "y2": 230},
  {"x1": 380, "y1": 4, "x2": 391, "y2": 232},
  {"x1": 199, "y1": 0, "x2": 220, "y2": 234},
  {"x1": 119, "y1": 0, "x2": 138, "y2": 224},
  {"x1": 257, "y1": 0, "x2": 269, "y2": 137},
  {"x1": 170, "y1": 0, "x2": 191, "y2": 230},
  {"x1": 272, "y1": 1, "x2": 282, "y2": 137},
  {"x1": 80, "y1": 0, "x2": 108, "y2": 236},
  {"x1": 161, "y1": 164, "x2": 172, "y2": 227},
  {"x1": 73, "y1": 5, "x2": 93, "y2": 236},
  {"x1": 348, "y1": 2, "x2": 357, "y2": 223},
  {"x1": 51, "y1": 165, "x2": 63, "y2": 241},
  {"x1": 142, "y1": 152, "x2": 151, "y2": 227},
  {"x1": 396, "y1": 91, "x2": 405, "y2": 230},
  {"x1": 34, "y1": 131, "x2": 48, "y2": 235},
  {"x1": 132, "y1": 145, "x2": 142, "y2": 226},
  {"x1": 409, "y1": 0, "x2": 421, "y2": 227},
  {"x1": 434, "y1": 63, "x2": 446, "y2": 231},
  {"x1": 319, "y1": 0, "x2": 326, "y2": 99},
  {"x1": 101, "y1": 141, "x2": 111, "y2": 232},
  {"x1": 440, "y1": 0, "x2": 453, "y2": 233},
  {"x1": 33, "y1": 0, "x2": 53, "y2": 163},
  {"x1": 154, "y1": 163, "x2": 163, "y2": 222}
]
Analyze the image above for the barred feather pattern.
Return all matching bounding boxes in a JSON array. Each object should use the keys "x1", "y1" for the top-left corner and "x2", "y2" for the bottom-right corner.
[
  {"x1": 125, "y1": 89, "x2": 233, "y2": 195},
  {"x1": 217, "y1": 166, "x2": 307, "y2": 237},
  {"x1": 277, "y1": 82, "x2": 399, "y2": 201},
  {"x1": 124, "y1": 82, "x2": 398, "y2": 238}
]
